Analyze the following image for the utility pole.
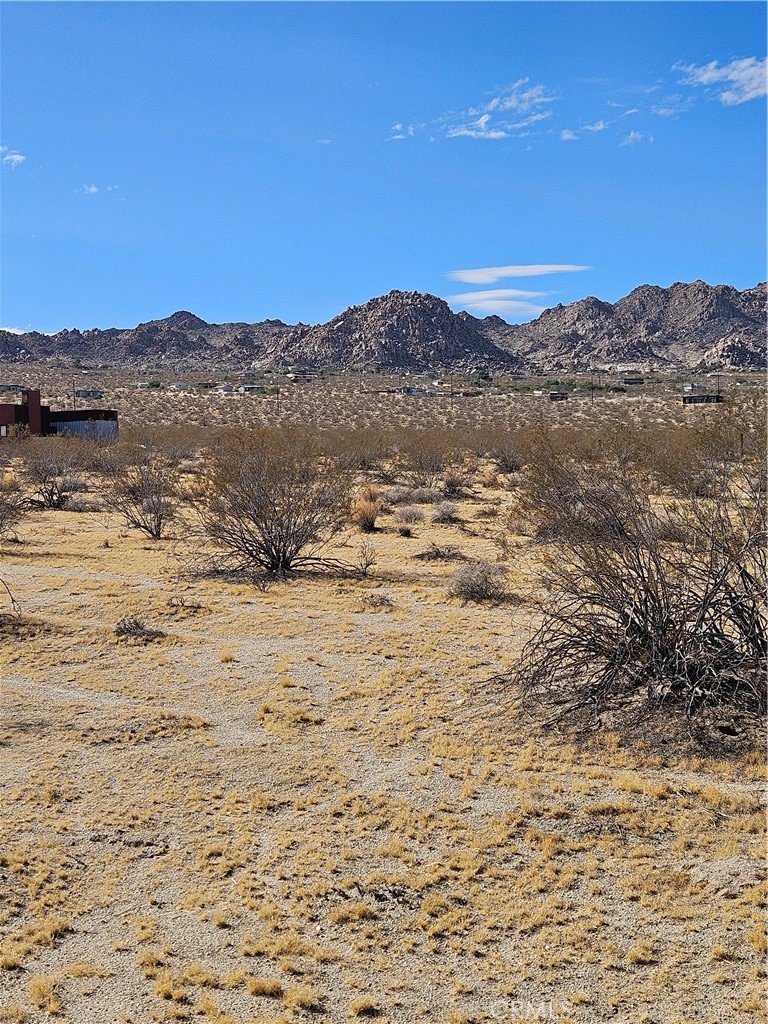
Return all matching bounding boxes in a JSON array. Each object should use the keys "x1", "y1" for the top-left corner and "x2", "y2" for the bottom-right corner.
[{"x1": 590, "y1": 370, "x2": 595, "y2": 406}]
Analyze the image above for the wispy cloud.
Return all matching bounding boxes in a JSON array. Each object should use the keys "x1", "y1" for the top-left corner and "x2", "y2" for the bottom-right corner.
[
  {"x1": 1, "y1": 146, "x2": 26, "y2": 168},
  {"x1": 582, "y1": 119, "x2": 608, "y2": 133},
  {"x1": 387, "y1": 122, "x2": 417, "y2": 141},
  {"x1": 448, "y1": 264, "x2": 591, "y2": 285},
  {"x1": 676, "y1": 56, "x2": 767, "y2": 105},
  {"x1": 560, "y1": 129, "x2": 578, "y2": 141},
  {"x1": 620, "y1": 130, "x2": 653, "y2": 146},
  {"x1": 446, "y1": 114, "x2": 509, "y2": 140},
  {"x1": 76, "y1": 183, "x2": 120, "y2": 195},
  {"x1": 447, "y1": 288, "x2": 549, "y2": 304},
  {"x1": 316, "y1": 138, "x2": 332, "y2": 145},
  {"x1": 474, "y1": 79, "x2": 558, "y2": 116},
  {"x1": 0, "y1": 326, "x2": 27, "y2": 335},
  {"x1": 441, "y1": 78, "x2": 556, "y2": 141},
  {"x1": 651, "y1": 94, "x2": 692, "y2": 118}
]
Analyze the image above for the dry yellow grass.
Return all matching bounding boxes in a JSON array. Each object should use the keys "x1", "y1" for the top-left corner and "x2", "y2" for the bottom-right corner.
[{"x1": 0, "y1": 404, "x2": 765, "y2": 1022}]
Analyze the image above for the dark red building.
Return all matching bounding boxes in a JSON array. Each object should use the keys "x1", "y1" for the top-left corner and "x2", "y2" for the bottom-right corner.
[{"x1": 0, "y1": 389, "x2": 118, "y2": 439}]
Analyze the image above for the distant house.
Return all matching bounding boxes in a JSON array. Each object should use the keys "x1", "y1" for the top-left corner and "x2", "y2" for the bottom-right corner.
[
  {"x1": 215, "y1": 385, "x2": 234, "y2": 394},
  {"x1": 623, "y1": 377, "x2": 645, "y2": 386},
  {"x1": 682, "y1": 394, "x2": 724, "y2": 405},
  {"x1": 168, "y1": 381, "x2": 189, "y2": 390},
  {"x1": 0, "y1": 389, "x2": 118, "y2": 439},
  {"x1": 0, "y1": 384, "x2": 25, "y2": 394},
  {"x1": 74, "y1": 388, "x2": 103, "y2": 400},
  {"x1": 548, "y1": 392, "x2": 569, "y2": 401},
  {"x1": 237, "y1": 385, "x2": 266, "y2": 394}
]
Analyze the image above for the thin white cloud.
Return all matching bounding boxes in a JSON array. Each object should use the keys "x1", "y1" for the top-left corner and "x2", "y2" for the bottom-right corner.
[
  {"x1": 651, "y1": 94, "x2": 693, "y2": 118},
  {"x1": 442, "y1": 78, "x2": 557, "y2": 141},
  {"x1": 386, "y1": 122, "x2": 416, "y2": 141},
  {"x1": 620, "y1": 107, "x2": 640, "y2": 118},
  {"x1": 316, "y1": 139, "x2": 332, "y2": 145},
  {"x1": 620, "y1": 130, "x2": 653, "y2": 146},
  {"x1": 560, "y1": 129, "x2": 579, "y2": 141},
  {"x1": 1, "y1": 147, "x2": 26, "y2": 168},
  {"x1": 446, "y1": 114, "x2": 508, "y2": 140},
  {"x1": 448, "y1": 264, "x2": 591, "y2": 285},
  {"x1": 0, "y1": 326, "x2": 27, "y2": 335},
  {"x1": 582, "y1": 119, "x2": 608, "y2": 133},
  {"x1": 447, "y1": 288, "x2": 550, "y2": 304},
  {"x1": 79, "y1": 184, "x2": 99, "y2": 194},
  {"x1": 676, "y1": 56, "x2": 767, "y2": 105},
  {"x1": 477, "y1": 79, "x2": 558, "y2": 116}
]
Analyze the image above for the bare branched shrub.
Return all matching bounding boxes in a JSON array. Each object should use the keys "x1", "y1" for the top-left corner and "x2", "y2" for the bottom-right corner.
[
  {"x1": 0, "y1": 474, "x2": 25, "y2": 538},
  {"x1": 103, "y1": 451, "x2": 181, "y2": 540},
  {"x1": 114, "y1": 616, "x2": 165, "y2": 643},
  {"x1": 448, "y1": 562, "x2": 510, "y2": 603},
  {"x1": 495, "y1": 465, "x2": 767, "y2": 734},
  {"x1": 21, "y1": 438, "x2": 86, "y2": 509},
  {"x1": 200, "y1": 433, "x2": 351, "y2": 576}
]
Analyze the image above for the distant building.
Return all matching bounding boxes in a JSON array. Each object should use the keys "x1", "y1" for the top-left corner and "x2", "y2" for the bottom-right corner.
[
  {"x1": 623, "y1": 377, "x2": 645, "y2": 386},
  {"x1": 237, "y1": 385, "x2": 266, "y2": 394},
  {"x1": 682, "y1": 394, "x2": 724, "y2": 405},
  {"x1": 74, "y1": 388, "x2": 103, "y2": 400},
  {"x1": 548, "y1": 392, "x2": 569, "y2": 401},
  {"x1": 0, "y1": 389, "x2": 118, "y2": 439}
]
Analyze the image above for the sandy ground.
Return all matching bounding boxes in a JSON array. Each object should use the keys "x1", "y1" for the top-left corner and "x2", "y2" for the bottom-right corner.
[{"x1": 0, "y1": 495, "x2": 765, "y2": 1024}]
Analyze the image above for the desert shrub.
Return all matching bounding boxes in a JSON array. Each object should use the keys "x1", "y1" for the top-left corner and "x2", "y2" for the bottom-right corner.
[
  {"x1": 448, "y1": 562, "x2": 509, "y2": 603},
  {"x1": 0, "y1": 474, "x2": 25, "y2": 538},
  {"x1": 200, "y1": 432, "x2": 351, "y2": 576},
  {"x1": 395, "y1": 505, "x2": 424, "y2": 526},
  {"x1": 20, "y1": 438, "x2": 86, "y2": 509},
  {"x1": 102, "y1": 452, "x2": 181, "y2": 539},
  {"x1": 352, "y1": 495, "x2": 382, "y2": 536},
  {"x1": 383, "y1": 486, "x2": 441, "y2": 506},
  {"x1": 414, "y1": 542, "x2": 465, "y2": 562},
  {"x1": 114, "y1": 616, "x2": 165, "y2": 643},
  {"x1": 442, "y1": 468, "x2": 472, "y2": 497},
  {"x1": 392, "y1": 434, "x2": 447, "y2": 488},
  {"x1": 432, "y1": 501, "x2": 460, "y2": 525},
  {"x1": 494, "y1": 466, "x2": 767, "y2": 734},
  {"x1": 409, "y1": 487, "x2": 443, "y2": 504}
]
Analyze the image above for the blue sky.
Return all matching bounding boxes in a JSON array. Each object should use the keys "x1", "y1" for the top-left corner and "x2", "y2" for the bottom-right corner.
[{"x1": 1, "y1": 1, "x2": 766, "y2": 333}]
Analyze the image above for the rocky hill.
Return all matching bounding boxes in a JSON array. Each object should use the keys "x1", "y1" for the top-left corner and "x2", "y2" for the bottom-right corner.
[
  {"x1": 272, "y1": 291, "x2": 517, "y2": 371},
  {"x1": 0, "y1": 280, "x2": 764, "y2": 371},
  {"x1": 466, "y1": 280, "x2": 767, "y2": 369}
]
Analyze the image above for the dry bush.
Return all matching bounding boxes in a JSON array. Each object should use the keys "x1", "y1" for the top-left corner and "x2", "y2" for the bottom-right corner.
[
  {"x1": 200, "y1": 431, "x2": 352, "y2": 576},
  {"x1": 414, "y1": 542, "x2": 465, "y2": 562},
  {"x1": 395, "y1": 505, "x2": 424, "y2": 526},
  {"x1": 352, "y1": 495, "x2": 382, "y2": 536},
  {"x1": 114, "y1": 616, "x2": 166, "y2": 644},
  {"x1": 20, "y1": 437, "x2": 87, "y2": 509},
  {"x1": 102, "y1": 450, "x2": 182, "y2": 540},
  {"x1": 0, "y1": 474, "x2": 25, "y2": 538},
  {"x1": 495, "y1": 463, "x2": 767, "y2": 735},
  {"x1": 432, "y1": 501, "x2": 460, "y2": 525},
  {"x1": 448, "y1": 562, "x2": 510, "y2": 603}
]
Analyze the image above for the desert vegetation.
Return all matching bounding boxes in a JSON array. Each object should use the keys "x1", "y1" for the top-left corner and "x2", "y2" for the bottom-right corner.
[{"x1": 0, "y1": 379, "x2": 765, "y2": 1022}]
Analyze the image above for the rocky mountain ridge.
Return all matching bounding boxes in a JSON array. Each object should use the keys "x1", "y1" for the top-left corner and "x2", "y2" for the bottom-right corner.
[{"x1": 0, "y1": 280, "x2": 764, "y2": 371}]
